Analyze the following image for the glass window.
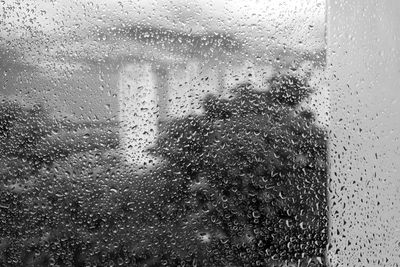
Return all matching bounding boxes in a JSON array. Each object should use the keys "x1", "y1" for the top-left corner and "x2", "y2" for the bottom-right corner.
[{"x1": 1, "y1": 1, "x2": 333, "y2": 266}]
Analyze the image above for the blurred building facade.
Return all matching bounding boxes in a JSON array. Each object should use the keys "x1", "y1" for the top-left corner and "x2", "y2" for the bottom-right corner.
[
  {"x1": 115, "y1": 25, "x2": 325, "y2": 165},
  {"x1": 117, "y1": 27, "x2": 274, "y2": 165}
]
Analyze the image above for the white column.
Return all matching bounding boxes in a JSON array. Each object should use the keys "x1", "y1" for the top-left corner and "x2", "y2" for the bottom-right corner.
[
  {"x1": 327, "y1": 1, "x2": 400, "y2": 265},
  {"x1": 118, "y1": 62, "x2": 159, "y2": 167}
]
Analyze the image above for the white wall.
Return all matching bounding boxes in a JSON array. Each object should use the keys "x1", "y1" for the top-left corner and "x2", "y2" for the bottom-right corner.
[{"x1": 327, "y1": 1, "x2": 400, "y2": 265}]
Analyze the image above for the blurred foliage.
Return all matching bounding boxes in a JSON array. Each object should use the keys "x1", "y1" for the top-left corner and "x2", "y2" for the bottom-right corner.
[
  {"x1": 0, "y1": 73, "x2": 327, "y2": 266},
  {"x1": 0, "y1": 98, "x2": 120, "y2": 266},
  {"x1": 0, "y1": 98, "x2": 118, "y2": 183},
  {"x1": 150, "y1": 74, "x2": 328, "y2": 265}
]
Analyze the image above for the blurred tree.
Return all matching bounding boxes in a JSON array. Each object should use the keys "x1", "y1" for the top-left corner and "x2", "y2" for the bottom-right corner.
[
  {"x1": 151, "y1": 73, "x2": 328, "y2": 265},
  {"x1": 0, "y1": 97, "x2": 120, "y2": 266},
  {"x1": 0, "y1": 98, "x2": 119, "y2": 180}
]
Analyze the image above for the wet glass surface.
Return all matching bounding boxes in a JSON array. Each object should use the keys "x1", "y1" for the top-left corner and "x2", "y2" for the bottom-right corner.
[{"x1": 1, "y1": 1, "x2": 329, "y2": 266}]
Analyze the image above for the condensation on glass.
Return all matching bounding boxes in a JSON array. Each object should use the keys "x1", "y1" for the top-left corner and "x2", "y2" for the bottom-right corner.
[{"x1": 0, "y1": 1, "x2": 334, "y2": 266}]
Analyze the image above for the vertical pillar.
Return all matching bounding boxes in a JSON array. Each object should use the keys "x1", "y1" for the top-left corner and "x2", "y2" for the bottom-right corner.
[
  {"x1": 327, "y1": 1, "x2": 400, "y2": 265},
  {"x1": 118, "y1": 62, "x2": 159, "y2": 167},
  {"x1": 154, "y1": 66, "x2": 169, "y2": 123}
]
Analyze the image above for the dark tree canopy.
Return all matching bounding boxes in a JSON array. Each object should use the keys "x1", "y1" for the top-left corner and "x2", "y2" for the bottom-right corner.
[{"x1": 150, "y1": 73, "x2": 328, "y2": 265}]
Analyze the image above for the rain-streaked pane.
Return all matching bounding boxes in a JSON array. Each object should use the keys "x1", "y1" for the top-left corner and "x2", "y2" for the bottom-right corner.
[{"x1": 1, "y1": 1, "x2": 329, "y2": 266}]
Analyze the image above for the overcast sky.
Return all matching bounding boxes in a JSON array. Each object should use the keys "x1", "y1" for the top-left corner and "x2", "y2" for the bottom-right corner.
[
  {"x1": 1, "y1": 0, "x2": 325, "y2": 73},
  {"x1": 2, "y1": 0, "x2": 325, "y2": 38}
]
